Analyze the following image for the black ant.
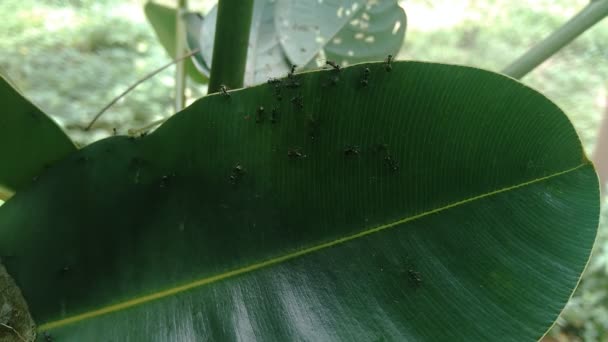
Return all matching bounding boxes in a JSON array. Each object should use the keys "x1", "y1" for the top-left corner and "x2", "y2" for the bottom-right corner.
[
  {"x1": 220, "y1": 84, "x2": 231, "y2": 97},
  {"x1": 270, "y1": 107, "x2": 279, "y2": 123},
  {"x1": 256, "y1": 106, "x2": 265, "y2": 123},
  {"x1": 229, "y1": 164, "x2": 246, "y2": 184},
  {"x1": 287, "y1": 148, "x2": 307, "y2": 159},
  {"x1": 384, "y1": 155, "x2": 399, "y2": 172},
  {"x1": 326, "y1": 60, "x2": 341, "y2": 71},
  {"x1": 408, "y1": 269, "x2": 422, "y2": 287},
  {"x1": 360, "y1": 67, "x2": 370, "y2": 87},
  {"x1": 160, "y1": 175, "x2": 169, "y2": 188},
  {"x1": 384, "y1": 54, "x2": 393, "y2": 72},
  {"x1": 159, "y1": 173, "x2": 175, "y2": 188},
  {"x1": 268, "y1": 78, "x2": 284, "y2": 99},
  {"x1": 272, "y1": 83, "x2": 282, "y2": 101},
  {"x1": 291, "y1": 95, "x2": 304, "y2": 109},
  {"x1": 344, "y1": 145, "x2": 360, "y2": 156},
  {"x1": 288, "y1": 64, "x2": 297, "y2": 78}
]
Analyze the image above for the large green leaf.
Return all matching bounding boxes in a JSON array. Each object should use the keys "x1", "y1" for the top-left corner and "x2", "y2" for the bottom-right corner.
[
  {"x1": 275, "y1": 0, "x2": 406, "y2": 67},
  {"x1": 0, "y1": 62, "x2": 599, "y2": 340},
  {"x1": 196, "y1": 0, "x2": 290, "y2": 85},
  {"x1": 0, "y1": 75, "x2": 76, "y2": 197},
  {"x1": 144, "y1": 2, "x2": 208, "y2": 84}
]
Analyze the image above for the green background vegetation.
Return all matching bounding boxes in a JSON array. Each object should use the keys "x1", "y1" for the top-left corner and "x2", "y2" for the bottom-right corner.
[{"x1": 1, "y1": 0, "x2": 606, "y2": 340}]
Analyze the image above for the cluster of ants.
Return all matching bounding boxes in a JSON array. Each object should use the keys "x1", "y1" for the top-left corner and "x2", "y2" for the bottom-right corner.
[
  {"x1": 221, "y1": 55, "x2": 397, "y2": 185},
  {"x1": 218, "y1": 54, "x2": 393, "y2": 97}
]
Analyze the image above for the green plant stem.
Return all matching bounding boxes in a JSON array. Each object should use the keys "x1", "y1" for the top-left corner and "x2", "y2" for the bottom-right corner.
[
  {"x1": 502, "y1": 0, "x2": 608, "y2": 79},
  {"x1": 175, "y1": 0, "x2": 188, "y2": 111},
  {"x1": 207, "y1": 0, "x2": 254, "y2": 94}
]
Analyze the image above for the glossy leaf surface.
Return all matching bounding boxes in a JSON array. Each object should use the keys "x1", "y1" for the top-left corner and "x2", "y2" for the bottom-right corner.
[
  {"x1": 0, "y1": 62, "x2": 599, "y2": 341},
  {"x1": 0, "y1": 75, "x2": 76, "y2": 197}
]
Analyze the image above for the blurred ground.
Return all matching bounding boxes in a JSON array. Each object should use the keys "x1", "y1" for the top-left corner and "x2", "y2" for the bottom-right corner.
[{"x1": 0, "y1": 0, "x2": 606, "y2": 340}]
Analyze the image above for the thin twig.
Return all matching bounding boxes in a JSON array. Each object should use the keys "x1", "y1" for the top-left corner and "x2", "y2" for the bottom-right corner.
[
  {"x1": 0, "y1": 323, "x2": 27, "y2": 342},
  {"x1": 127, "y1": 117, "x2": 169, "y2": 137},
  {"x1": 85, "y1": 48, "x2": 200, "y2": 131}
]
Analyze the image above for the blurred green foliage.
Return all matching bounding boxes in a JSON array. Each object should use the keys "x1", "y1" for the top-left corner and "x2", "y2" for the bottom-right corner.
[
  {"x1": 0, "y1": 0, "x2": 206, "y2": 145},
  {"x1": 0, "y1": 0, "x2": 606, "y2": 339},
  {"x1": 402, "y1": 0, "x2": 607, "y2": 154}
]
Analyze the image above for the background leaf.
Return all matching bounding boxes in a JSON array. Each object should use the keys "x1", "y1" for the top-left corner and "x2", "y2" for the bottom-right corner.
[
  {"x1": 275, "y1": 0, "x2": 406, "y2": 67},
  {"x1": 197, "y1": 0, "x2": 290, "y2": 85},
  {"x1": 0, "y1": 75, "x2": 76, "y2": 196},
  {"x1": 144, "y1": 1, "x2": 208, "y2": 84},
  {"x1": 0, "y1": 62, "x2": 599, "y2": 340},
  {"x1": 183, "y1": 12, "x2": 210, "y2": 77}
]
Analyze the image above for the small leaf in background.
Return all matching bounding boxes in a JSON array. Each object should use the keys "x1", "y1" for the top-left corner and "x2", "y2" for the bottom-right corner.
[
  {"x1": 324, "y1": 0, "x2": 406, "y2": 65},
  {"x1": 197, "y1": 0, "x2": 290, "y2": 85},
  {"x1": 144, "y1": 2, "x2": 208, "y2": 84},
  {"x1": 183, "y1": 12, "x2": 210, "y2": 77},
  {"x1": 0, "y1": 75, "x2": 76, "y2": 197},
  {"x1": 0, "y1": 62, "x2": 599, "y2": 340},
  {"x1": 275, "y1": 0, "x2": 405, "y2": 67}
]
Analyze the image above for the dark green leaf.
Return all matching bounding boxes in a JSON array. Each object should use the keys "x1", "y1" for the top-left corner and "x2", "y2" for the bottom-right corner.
[
  {"x1": 0, "y1": 75, "x2": 76, "y2": 196},
  {"x1": 0, "y1": 62, "x2": 599, "y2": 340},
  {"x1": 275, "y1": 0, "x2": 406, "y2": 67},
  {"x1": 144, "y1": 2, "x2": 208, "y2": 84}
]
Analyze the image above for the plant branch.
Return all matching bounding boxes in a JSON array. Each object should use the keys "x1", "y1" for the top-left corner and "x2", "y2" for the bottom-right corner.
[
  {"x1": 207, "y1": 0, "x2": 254, "y2": 94},
  {"x1": 502, "y1": 0, "x2": 608, "y2": 79},
  {"x1": 85, "y1": 49, "x2": 199, "y2": 131}
]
